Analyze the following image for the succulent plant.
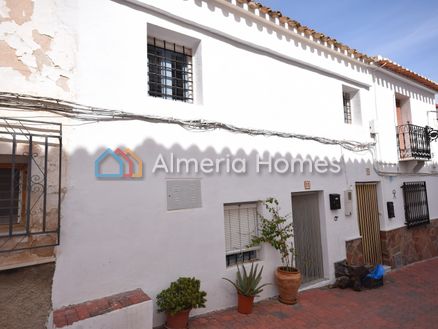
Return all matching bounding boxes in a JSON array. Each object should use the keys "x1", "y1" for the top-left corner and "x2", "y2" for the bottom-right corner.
[
  {"x1": 157, "y1": 277, "x2": 207, "y2": 316},
  {"x1": 223, "y1": 263, "x2": 270, "y2": 297}
]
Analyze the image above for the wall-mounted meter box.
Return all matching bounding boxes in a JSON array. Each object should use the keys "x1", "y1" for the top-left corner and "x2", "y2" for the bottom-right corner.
[
  {"x1": 387, "y1": 201, "x2": 395, "y2": 218},
  {"x1": 329, "y1": 194, "x2": 341, "y2": 210},
  {"x1": 369, "y1": 120, "x2": 376, "y2": 135},
  {"x1": 344, "y1": 190, "x2": 353, "y2": 216}
]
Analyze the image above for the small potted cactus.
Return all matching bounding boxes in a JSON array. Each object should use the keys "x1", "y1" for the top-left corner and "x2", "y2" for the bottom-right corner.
[
  {"x1": 223, "y1": 263, "x2": 270, "y2": 314},
  {"x1": 157, "y1": 277, "x2": 207, "y2": 329}
]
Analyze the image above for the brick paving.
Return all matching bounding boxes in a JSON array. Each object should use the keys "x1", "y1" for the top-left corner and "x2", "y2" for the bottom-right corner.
[
  {"x1": 53, "y1": 288, "x2": 150, "y2": 328},
  {"x1": 190, "y1": 258, "x2": 438, "y2": 329}
]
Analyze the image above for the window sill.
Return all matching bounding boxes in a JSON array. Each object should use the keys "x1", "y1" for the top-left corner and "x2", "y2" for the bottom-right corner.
[
  {"x1": 0, "y1": 223, "x2": 27, "y2": 236},
  {"x1": 225, "y1": 258, "x2": 264, "y2": 270},
  {"x1": 226, "y1": 246, "x2": 261, "y2": 256}
]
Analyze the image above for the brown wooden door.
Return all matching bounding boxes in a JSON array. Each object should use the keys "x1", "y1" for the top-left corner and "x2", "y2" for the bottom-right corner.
[{"x1": 355, "y1": 183, "x2": 382, "y2": 265}]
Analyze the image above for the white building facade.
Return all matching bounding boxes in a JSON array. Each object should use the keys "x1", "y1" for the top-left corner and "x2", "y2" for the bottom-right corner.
[{"x1": 1, "y1": 0, "x2": 437, "y2": 327}]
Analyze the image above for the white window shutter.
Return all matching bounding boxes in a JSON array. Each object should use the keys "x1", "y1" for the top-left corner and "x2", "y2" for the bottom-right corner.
[{"x1": 224, "y1": 203, "x2": 258, "y2": 254}]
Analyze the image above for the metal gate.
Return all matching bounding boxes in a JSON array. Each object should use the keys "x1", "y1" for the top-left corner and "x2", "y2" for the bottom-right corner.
[
  {"x1": 0, "y1": 117, "x2": 62, "y2": 253},
  {"x1": 291, "y1": 192, "x2": 324, "y2": 284},
  {"x1": 355, "y1": 183, "x2": 382, "y2": 265}
]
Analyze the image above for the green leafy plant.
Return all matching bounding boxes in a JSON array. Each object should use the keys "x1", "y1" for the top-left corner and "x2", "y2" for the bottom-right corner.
[
  {"x1": 249, "y1": 198, "x2": 296, "y2": 272},
  {"x1": 156, "y1": 277, "x2": 207, "y2": 315},
  {"x1": 223, "y1": 263, "x2": 270, "y2": 297}
]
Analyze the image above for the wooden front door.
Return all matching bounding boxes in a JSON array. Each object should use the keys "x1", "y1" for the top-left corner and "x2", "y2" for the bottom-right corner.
[{"x1": 355, "y1": 183, "x2": 382, "y2": 265}]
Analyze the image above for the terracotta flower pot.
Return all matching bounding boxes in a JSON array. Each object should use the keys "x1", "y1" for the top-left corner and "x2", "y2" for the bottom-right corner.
[
  {"x1": 275, "y1": 267, "x2": 301, "y2": 305},
  {"x1": 237, "y1": 293, "x2": 255, "y2": 314},
  {"x1": 165, "y1": 309, "x2": 191, "y2": 329}
]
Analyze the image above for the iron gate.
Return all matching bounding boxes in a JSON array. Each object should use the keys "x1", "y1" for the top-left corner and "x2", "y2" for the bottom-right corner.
[{"x1": 0, "y1": 117, "x2": 62, "y2": 253}]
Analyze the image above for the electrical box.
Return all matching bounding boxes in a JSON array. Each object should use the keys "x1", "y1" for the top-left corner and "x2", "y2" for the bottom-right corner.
[
  {"x1": 344, "y1": 190, "x2": 353, "y2": 216},
  {"x1": 167, "y1": 179, "x2": 202, "y2": 211},
  {"x1": 329, "y1": 194, "x2": 341, "y2": 210},
  {"x1": 387, "y1": 202, "x2": 395, "y2": 219},
  {"x1": 369, "y1": 120, "x2": 376, "y2": 134}
]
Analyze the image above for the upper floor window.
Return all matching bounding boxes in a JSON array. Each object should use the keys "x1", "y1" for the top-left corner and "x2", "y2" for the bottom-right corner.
[
  {"x1": 147, "y1": 37, "x2": 193, "y2": 103},
  {"x1": 343, "y1": 92, "x2": 352, "y2": 124},
  {"x1": 395, "y1": 96, "x2": 412, "y2": 126},
  {"x1": 342, "y1": 86, "x2": 362, "y2": 125}
]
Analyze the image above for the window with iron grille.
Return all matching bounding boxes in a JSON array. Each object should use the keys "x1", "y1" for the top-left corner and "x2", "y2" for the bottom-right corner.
[
  {"x1": 0, "y1": 162, "x2": 27, "y2": 228},
  {"x1": 224, "y1": 203, "x2": 260, "y2": 267},
  {"x1": 401, "y1": 181, "x2": 430, "y2": 228},
  {"x1": 147, "y1": 37, "x2": 193, "y2": 102},
  {"x1": 343, "y1": 92, "x2": 352, "y2": 124}
]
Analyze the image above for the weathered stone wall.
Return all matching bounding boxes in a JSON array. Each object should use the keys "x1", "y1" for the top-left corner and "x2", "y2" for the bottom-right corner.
[
  {"x1": 380, "y1": 219, "x2": 438, "y2": 268},
  {"x1": 346, "y1": 238, "x2": 364, "y2": 266},
  {"x1": 346, "y1": 219, "x2": 438, "y2": 268}
]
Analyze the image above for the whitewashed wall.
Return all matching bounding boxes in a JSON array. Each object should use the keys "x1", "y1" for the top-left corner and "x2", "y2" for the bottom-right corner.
[
  {"x1": 0, "y1": 0, "x2": 437, "y2": 327},
  {"x1": 49, "y1": 0, "x2": 438, "y2": 326}
]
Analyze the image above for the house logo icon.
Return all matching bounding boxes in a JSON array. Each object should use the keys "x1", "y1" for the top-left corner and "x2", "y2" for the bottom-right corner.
[{"x1": 95, "y1": 148, "x2": 143, "y2": 179}]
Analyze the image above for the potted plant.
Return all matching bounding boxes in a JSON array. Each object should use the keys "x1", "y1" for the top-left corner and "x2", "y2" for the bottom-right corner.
[
  {"x1": 156, "y1": 277, "x2": 207, "y2": 329},
  {"x1": 222, "y1": 262, "x2": 270, "y2": 314},
  {"x1": 249, "y1": 197, "x2": 301, "y2": 305}
]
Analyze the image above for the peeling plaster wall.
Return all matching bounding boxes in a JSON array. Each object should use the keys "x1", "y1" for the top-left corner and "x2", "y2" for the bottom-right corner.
[
  {"x1": 0, "y1": 111, "x2": 67, "y2": 270},
  {"x1": 0, "y1": 0, "x2": 75, "y2": 268},
  {"x1": 0, "y1": 0, "x2": 76, "y2": 99}
]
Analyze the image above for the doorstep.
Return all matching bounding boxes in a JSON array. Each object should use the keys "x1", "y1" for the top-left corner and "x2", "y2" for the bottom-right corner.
[{"x1": 299, "y1": 278, "x2": 331, "y2": 291}]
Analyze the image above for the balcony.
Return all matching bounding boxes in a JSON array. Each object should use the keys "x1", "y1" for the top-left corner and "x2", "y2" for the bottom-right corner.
[{"x1": 396, "y1": 124, "x2": 431, "y2": 161}]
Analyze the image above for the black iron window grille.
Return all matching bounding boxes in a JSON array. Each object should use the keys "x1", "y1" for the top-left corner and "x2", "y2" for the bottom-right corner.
[
  {"x1": 343, "y1": 92, "x2": 352, "y2": 124},
  {"x1": 0, "y1": 117, "x2": 62, "y2": 253},
  {"x1": 147, "y1": 37, "x2": 193, "y2": 103},
  {"x1": 401, "y1": 181, "x2": 430, "y2": 228},
  {"x1": 226, "y1": 250, "x2": 258, "y2": 267},
  {"x1": 396, "y1": 124, "x2": 431, "y2": 160}
]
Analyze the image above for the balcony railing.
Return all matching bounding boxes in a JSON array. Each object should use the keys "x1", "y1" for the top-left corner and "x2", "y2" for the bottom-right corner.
[{"x1": 396, "y1": 124, "x2": 431, "y2": 160}]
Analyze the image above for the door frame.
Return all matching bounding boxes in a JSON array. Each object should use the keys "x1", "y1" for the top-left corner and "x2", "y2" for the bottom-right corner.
[
  {"x1": 354, "y1": 181, "x2": 384, "y2": 264},
  {"x1": 291, "y1": 191, "x2": 329, "y2": 283}
]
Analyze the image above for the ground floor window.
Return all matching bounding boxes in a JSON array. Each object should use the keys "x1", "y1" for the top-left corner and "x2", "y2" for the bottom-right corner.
[
  {"x1": 223, "y1": 203, "x2": 260, "y2": 267},
  {"x1": 0, "y1": 163, "x2": 27, "y2": 227},
  {"x1": 401, "y1": 181, "x2": 430, "y2": 228}
]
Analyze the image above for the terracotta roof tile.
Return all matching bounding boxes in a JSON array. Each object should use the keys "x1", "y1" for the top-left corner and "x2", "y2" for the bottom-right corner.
[
  {"x1": 228, "y1": 0, "x2": 372, "y2": 63},
  {"x1": 375, "y1": 57, "x2": 438, "y2": 92},
  {"x1": 224, "y1": 0, "x2": 438, "y2": 92}
]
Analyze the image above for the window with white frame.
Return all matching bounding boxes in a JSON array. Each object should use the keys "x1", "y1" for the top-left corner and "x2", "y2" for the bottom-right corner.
[
  {"x1": 343, "y1": 92, "x2": 352, "y2": 124},
  {"x1": 342, "y1": 85, "x2": 361, "y2": 125},
  {"x1": 147, "y1": 37, "x2": 193, "y2": 102},
  {"x1": 224, "y1": 203, "x2": 260, "y2": 267}
]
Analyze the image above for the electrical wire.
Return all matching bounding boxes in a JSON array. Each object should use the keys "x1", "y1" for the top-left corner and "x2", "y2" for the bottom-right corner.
[
  {"x1": 0, "y1": 92, "x2": 374, "y2": 152},
  {"x1": 1, "y1": 92, "x2": 437, "y2": 177}
]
